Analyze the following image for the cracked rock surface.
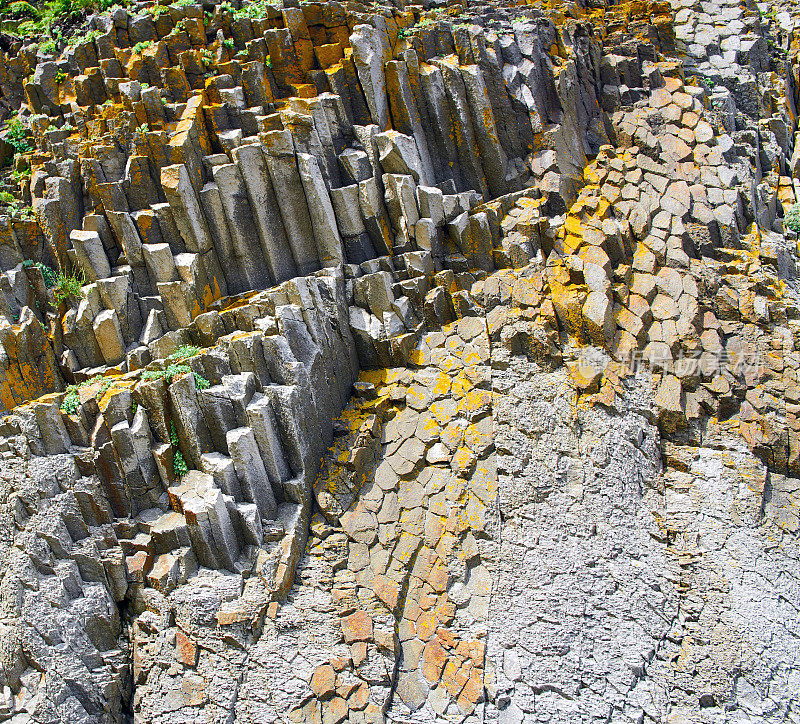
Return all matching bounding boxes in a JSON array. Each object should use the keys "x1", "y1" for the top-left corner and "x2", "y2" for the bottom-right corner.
[{"x1": 0, "y1": 0, "x2": 798, "y2": 720}]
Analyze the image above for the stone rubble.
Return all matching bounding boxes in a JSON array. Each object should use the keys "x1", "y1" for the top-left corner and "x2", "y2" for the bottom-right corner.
[{"x1": 0, "y1": 0, "x2": 797, "y2": 721}]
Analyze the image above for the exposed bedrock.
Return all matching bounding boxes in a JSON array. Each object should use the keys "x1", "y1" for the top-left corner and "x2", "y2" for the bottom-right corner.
[{"x1": 0, "y1": 0, "x2": 798, "y2": 721}]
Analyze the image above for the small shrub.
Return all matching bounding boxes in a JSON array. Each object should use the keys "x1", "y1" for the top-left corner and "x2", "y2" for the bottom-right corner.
[
  {"x1": 141, "y1": 360, "x2": 209, "y2": 391},
  {"x1": 8, "y1": 1, "x2": 40, "y2": 18},
  {"x1": 0, "y1": 191, "x2": 15, "y2": 206},
  {"x1": 59, "y1": 373, "x2": 115, "y2": 413},
  {"x1": 22, "y1": 260, "x2": 58, "y2": 287},
  {"x1": 222, "y1": 37, "x2": 234, "y2": 50},
  {"x1": 173, "y1": 450, "x2": 188, "y2": 478},
  {"x1": 142, "y1": 363, "x2": 188, "y2": 383},
  {"x1": 60, "y1": 385, "x2": 80, "y2": 413},
  {"x1": 167, "y1": 344, "x2": 201, "y2": 360},
  {"x1": 3, "y1": 118, "x2": 33, "y2": 156},
  {"x1": 132, "y1": 40, "x2": 154, "y2": 53},
  {"x1": 54, "y1": 70, "x2": 68, "y2": 84},
  {"x1": 169, "y1": 421, "x2": 189, "y2": 478},
  {"x1": 17, "y1": 19, "x2": 41, "y2": 35},
  {"x1": 144, "y1": 4, "x2": 169, "y2": 17},
  {"x1": 53, "y1": 269, "x2": 85, "y2": 306},
  {"x1": 232, "y1": 0, "x2": 279, "y2": 20},
  {"x1": 785, "y1": 203, "x2": 800, "y2": 233},
  {"x1": 6, "y1": 202, "x2": 35, "y2": 220},
  {"x1": 67, "y1": 28, "x2": 101, "y2": 47},
  {"x1": 96, "y1": 377, "x2": 115, "y2": 399},
  {"x1": 40, "y1": 39, "x2": 59, "y2": 54}
]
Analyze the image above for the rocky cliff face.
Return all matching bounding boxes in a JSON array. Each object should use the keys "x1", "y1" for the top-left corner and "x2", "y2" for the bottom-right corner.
[{"x1": 0, "y1": 0, "x2": 798, "y2": 721}]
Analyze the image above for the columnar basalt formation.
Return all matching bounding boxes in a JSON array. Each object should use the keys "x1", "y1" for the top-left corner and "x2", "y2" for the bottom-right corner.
[{"x1": 0, "y1": 0, "x2": 798, "y2": 721}]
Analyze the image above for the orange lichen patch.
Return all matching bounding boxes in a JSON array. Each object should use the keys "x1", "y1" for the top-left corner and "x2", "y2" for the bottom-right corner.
[
  {"x1": 213, "y1": 290, "x2": 258, "y2": 313},
  {"x1": 0, "y1": 332, "x2": 60, "y2": 413},
  {"x1": 190, "y1": 277, "x2": 224, "y2": 318},
  {"x1": 288, "y1": 83, "x2": 318, "y2": 98},
  {"x1": 357, "y1": 367, "x2": 405, "y2": 387},
  {"x1": 95, "y1": 375, "x2": 135, "y2": 410},
  {"x1": 777, "y1": 176, "x2": 796, "y2": 213}
]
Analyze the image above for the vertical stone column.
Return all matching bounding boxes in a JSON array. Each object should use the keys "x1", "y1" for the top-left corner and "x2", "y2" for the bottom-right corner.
[
  {"x1": 227, "y1": 426, "x2": 279, "y2": 521},
  {"x1": 419, "y1": 63, "x2": 464, "y2": 191},
  {"x1": 385, "y1": 60, "x2": 436, "y2": 187},
  {"x1": 260, "y1": 130, "x2": 319, "y2": 276},
  {"x1": 296, "y1": 153, "x2": 345, "y2": 268},
  {"x1": 210, "y1": 163, "x2": 272, "y2": 290},
  {"x1": 232, "y1": 143, "x2": 297, "y2": 284},
  {"x1": 461, "y1": 64, "x2": 508, "y2": 198},
  {"x1": 199, "y1": 181, "x2": 247, "y2": 294},
  {"x1": 432, "y1": 58, "x2": 488, "y2": 198},
  {"x1": 350, "y1": 24, "x2": 391, "y2": 130}
]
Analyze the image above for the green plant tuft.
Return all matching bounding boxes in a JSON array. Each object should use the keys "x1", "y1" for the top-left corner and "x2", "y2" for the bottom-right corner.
[
  {"x1": 9, "y1": 1, "x2": 40, "y2": 18},
  {"x1": 169, "y1": 421, "x2": 189, "y2": 478},
  {"x1": 144, "y1": 3, "x2": 169, "y2": 17},
  {"x1": 60, "y1": 385, "x2": 80, "y2": 413},
  {"x1": 67, "y1": 28, "x2": 102, "y2": 47},
  {"x1": 142, "y1": 363, "x2": 190, "y2": 383},
  {"x1": 785, "y1": 203, "x2": 800, "y2": 233},
  {"x1": 132, "y1": 40, "x2": 154, "y2": 53},
  {"x1": 168, "y1": 344, "x2": 201, "y2": 360},
  {"x1": 53, "y1": 269, "x2": 85, "y2": 306},
  {"x1": 232, "y1": 0, "x2": 280, "y2": 20},
  {"x1": 173, "y1": 449, "x2": 188, "y2": 478},
  {"x1": 2, "y1": 118, "x2": 33, "y2": 156},
  {"x1": 5, "y1": 202, "x2": 36, "y2": 220},
  {"x1": 22, "y1": 260, "x2": 58, "y2": 287},
  {"x1": 12, "y1": 167, "x2": 31, "y2": 183},
  {"x1": 59, "y1": 373, "x2": 116, "y2": 413}
]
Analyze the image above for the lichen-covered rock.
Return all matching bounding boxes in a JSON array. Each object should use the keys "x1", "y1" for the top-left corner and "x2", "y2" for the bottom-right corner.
[{"x1": 0, "y1": 0, "x2": 798, "y2": 720}]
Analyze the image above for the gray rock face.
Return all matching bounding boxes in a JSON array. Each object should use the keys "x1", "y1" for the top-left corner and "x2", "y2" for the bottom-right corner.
[
  {"x1": 1, "y1": 0, "x2": 800, "y2": 721},
  {"x1": 486, "y1": 359, "x2": 674, "y2": 723}
]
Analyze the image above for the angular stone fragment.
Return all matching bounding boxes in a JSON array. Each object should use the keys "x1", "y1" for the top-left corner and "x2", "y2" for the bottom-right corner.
[{"x1": 227, "y1": 426, "x2": 278, "y2": 521}]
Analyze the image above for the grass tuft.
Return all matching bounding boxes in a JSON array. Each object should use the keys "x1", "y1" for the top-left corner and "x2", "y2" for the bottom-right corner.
[
  {"x1": 53, "y1": 269, "x2": 85, "y2": 306},
  {"x1": 785, "y1": 203, "x2": 800, "y2": 233}
]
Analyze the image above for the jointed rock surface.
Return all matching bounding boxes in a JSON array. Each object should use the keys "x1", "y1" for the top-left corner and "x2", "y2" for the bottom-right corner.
[{"x1": 0, "y1": 0, "x2": 798, "y2": 720}]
